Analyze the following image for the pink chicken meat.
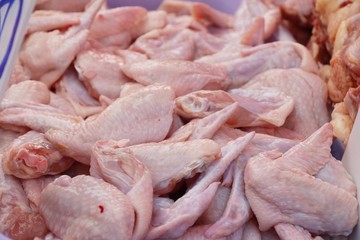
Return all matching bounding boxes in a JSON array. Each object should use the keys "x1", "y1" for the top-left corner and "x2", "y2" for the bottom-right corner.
[
  {"x1": 197, "y1": 41, "x2": 318, "y2": 89},
  {"x1": 91, "y1": 139, "x2": 220, "y2": 195},
  {"x1": 2, "y1": 131, "x2": 73, "y2": 179},
  {"x1": 46, "y1": 85, "x2": 175, "y2": 163},
  {"x1": 0, "y1": 159, "x2": 47, "y2": 239},
  {"x1": 74, "y1": 48, "x2": 131, "y2": 99},
  {"x1": 90, "y1": 140, "x2": 153, "y2": 240},
  {"x1": 122, "y1": 59, "x2": 229, "y2": 96},
  {"x1": 175, "y1": 87, "x2": 294, "y2": 127},
  {"x1": 20, "y1": 0, "x2": 103, "y2": 87},
  {"x1": 244, "y1": 123, "x2": 358, "y2": 236},
  {"x1": 244, "y1": 68, "x2": 329, "y2": 136},
  {"x1": 0, "y1": 0, "x2": 359, "y2": 239},
  {"x1": 145, "y1": 133, "x2": 254, "y2": 239},
  {"x1": 27, "y1": 10, "x2": 81, "y2": 34},
  {"x1": 39, "y1": 175, "x2": 135, "y2": 240},
  {"x1": 89, "y1": 6, "x2": 147, "y2": 48}
]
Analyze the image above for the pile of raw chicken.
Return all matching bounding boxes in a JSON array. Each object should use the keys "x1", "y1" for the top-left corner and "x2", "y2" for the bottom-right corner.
[{"x1": 0, "y1": 0, "x2": 359, "y2": 239}]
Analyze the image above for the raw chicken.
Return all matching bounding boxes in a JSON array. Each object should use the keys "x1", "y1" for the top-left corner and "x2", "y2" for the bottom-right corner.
[
  {"x1": 90, "y1": 8, "x2": 167, "y2": 50},
  {"x1": 166, "y1": 114, "x2": 184, "y2": 138},
  {"x1": 90, "y1": 140, "x2": 153, "y2": 240},
  {"x1": 1, "y1": 0, "x2": 358, "y2": 239},
  {"x1": 175, "y1": 87, "x2": 294, "y2": 127},
  {"x1": 89, "y1": 7, "x2": 147, "y2": 48},
  {"x1": 56, "y1": 70, "x2": 99, "y2": 106},
  {"x1": 116, "y1": 49, "x2": 148, "y2": 65},
  {"x1": 211, "y1": 125, "x2": 245, "y2": 147},
  {"x1": 234, "y1": 0, "x2": 281, "y2": 40},
  {"x1": 274, "y1": 223, "x2": 316, "y2": 240},
  {"x1": 55, "y1": 70, "x2": 104, "y2": 118},
  {"x1": 1, "y1": 80, "x2": 50, "y2": 107},
  {"x1": 130, "y1": 24, "x2": 196, "y2": 61},
  {"x1": 49, "y1": 93, "x2": 77, "y2": 115},
  {"x1": 242, "y1": 126, "x2": 304, "y2": 140},
  {"x1": 9, "y1": 59, "x2": 30, "y2": 85},
  {"x1": 133, "y1": 139, "x2": 220, "y2": 194},
  {"x1": 198, "y1": 186, "x2": 231, "y2": 224},
  {"x1": 248, "y1": 129, "x2": 300, "y2": 153},
  {"x1": 22, "y1": 176, "x2": 57, "y2": 207},
  {"x1": 270, "y1": 0, "x2": 315, "y2": 24},
  {"x1": 240, "y1": 219, "x2": 262, "y2": 240},
  {"x1": 205, "y1": 159, "x2": 252, "y2": 239},
  {"x1": 225, "y1": 227, "x2": 245, "y2": 240},
  {"x1": 271, "y1": 24, "x2": 296, "y2": 42},
  {"x1": 168, "y1": 103, "x2": 238, "y2": 142},
  {"x1": 219, "y1": 218, "x2": 262, "y2": 240},
  {"x1": 2, "y1": 131, "x2": 73, "y2": 179},
  {"x1": 119, "y1": 82, "x2": 146, "y2": 98},
  {"x1": 148, "y1": 190, "x2": 218, "y2": 240},
  {"x1": 46, "y1": 85, "x2": 175, "y2": 163},
  {"x1": 146, "y1": 133, "x2": 254, "y2": 239},
  {"x1": 131, "y1": 10, "x2": 168, "y2": 38},
  {"x1": 131, "y1": 20, "x2": 227, "y2": 61},
  {"x1": 160, "y1": 0, "x2": 234, "y2": 28},
  {"x1": 74, "y1": 48, "x2": 131, "y2": 99},
  {"x1": 192, "y1": 31, "x2": 227, "y2": 59},
  {"x1": 92, "y1": 139, "x2": 220, "y2": 195},
  {"x1": 197, "y1": 41, "x2": 318, "y2": 89},
  {"x1": 316, "y1": 156, "x2": 357, "y2": 196},
  {"x1": 244, "y1": 124, "x2": 358, "y2": 236},
  {"x1": 0, "y1": 128, "x2": 21, "y2": 151},
  {"x1": 39, "y1": 175, "x2": 135, "y2": 239},
  {"x1": 237, "y1": 17, "x2": 266, "y2": 46},
  {"x1": 174, "y1": 225, "x2": 225, "y2": 240},
  {"x1": 0, "y1": 103, "x2": 83, "y2": 133},
  {"x1": 0, "y1": 84, "x2": 74, "y2": 128},
  {"x1": 27, "y1": 10, "x2": 80, "y2": 34},
  {"x1": 207, "y1": 126, "x2": 299, "y2": 238},
  {"x1": 244, "y1": 69, "x2": 329, "y2": 136},
  {"x1": 36, "y1": 0, "x2": 91, "y2": 12},
  {"x1": 122, "y1": 59, "x2": 229, "y2": 96},
  {"x1": 20, "y1": 0, "x2": 103, "y2": 87},
  {"x1": 0, "y1": 159, "x2": 47, "y2": 239},
  {"x1": 190, "y1": 2, "x2": 234, "y2": 28}
]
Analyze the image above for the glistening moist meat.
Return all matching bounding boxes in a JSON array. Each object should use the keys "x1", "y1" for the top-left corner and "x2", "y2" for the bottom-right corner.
[{"x1": 0, "y1": 0, "x2": 357, "y2": 239}]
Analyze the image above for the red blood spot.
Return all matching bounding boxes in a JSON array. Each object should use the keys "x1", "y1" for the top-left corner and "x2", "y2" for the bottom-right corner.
[
  {"x1": 98, "y1": 205, "x2": 104, "y2": 213},
  {"x1": 339, "y1": 0, "x2": 352, "y2": 8}
]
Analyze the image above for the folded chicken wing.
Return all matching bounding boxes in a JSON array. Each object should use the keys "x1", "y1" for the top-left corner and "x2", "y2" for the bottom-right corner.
[{"x1": 245, "y1": 123, "x2": 358, "y2": 236}]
